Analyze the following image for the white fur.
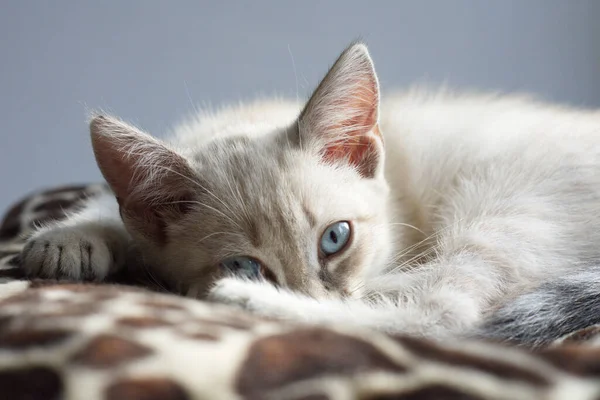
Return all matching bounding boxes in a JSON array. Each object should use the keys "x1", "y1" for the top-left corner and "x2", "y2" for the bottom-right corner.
[
  {"x1": 205, "y1": 74, "x2": 600, "y2": 338},
  {"x1": 21, "y1": 191, "x2": 129, "y2": 280},
  {"x1": 20, "y1": 43, "x2": 600, "y2": 340}
]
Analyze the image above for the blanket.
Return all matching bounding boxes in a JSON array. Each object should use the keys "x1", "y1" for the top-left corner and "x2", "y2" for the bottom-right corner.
[{"x1": 1, "y1": 184, "x2": 600, "y2": 400}]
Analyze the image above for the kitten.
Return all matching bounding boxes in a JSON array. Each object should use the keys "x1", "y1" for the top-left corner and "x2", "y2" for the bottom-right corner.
[{"x1": 20, "y1": 43, "x2": 600, "y2": 343}]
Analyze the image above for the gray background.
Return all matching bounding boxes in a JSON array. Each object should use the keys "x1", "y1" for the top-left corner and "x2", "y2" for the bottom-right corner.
[{"x1": 1, "y1": 1, "x2": 599, "y2": 213}]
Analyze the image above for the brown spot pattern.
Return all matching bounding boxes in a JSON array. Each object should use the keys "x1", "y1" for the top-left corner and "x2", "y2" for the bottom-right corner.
[
  {"x1": 8, "y1": 183, "x2": 600, "y2": 399},
  {"x1": 29, "y1": 211, "x2": 70, "y2": 230},
  {"x1": 237, "y1": 328, "x2": 406, "y2": 397},
  {"x1": 0, "y1": 328, "x2": 72, "y2": 349},
  {"x1": 178, "y1": 331, "x2": 220, "y2": 341},
  {"x1": 368, "y1": 385, "x2": 484, "y2": 400},
  {"x1": 0, "y1": 184, "x2": 102, "y2": 242},
  {"x1": 562, "y1": 326, "x2": 600, "y2": 344},
  {"x1": 290, "y1": 395, "x2": 330, "y2": 400},
  {"x1": 140, "y1": 300, "x2": 187, "y2": 311},
  {"x1": 117, "y1": 317, "x2": 173, "y2": 328},
  {"x1": 32, "y1": 198, "x2": 78, "y2": 214},
  {"x1": 38, "y1": 303, "x2": 99, "y2": 318},
  {"x1": 0, "y1": 196, "x2": 27, "y2": 240},
  {"x1": 43, "y1": 184, "x2": 97, "y2": 196},
  {"x1": 29, "y1": 280, "x2": 74, "y2": 289},
  {"x1": 105, "y1": 377, "x2": 190, "y2": 400},
  {"x1": 0, "y1": 290, "x2": 42, "y2": 306},
  {"x1": 0, "y1": 315, "x2": 14, "y2": 331},
  {"x1": 0, "y1": 267, "x2": 24, "y2": 279},
  {"x1": 34, "y1": 282, "x2": 147, "y2": 296},
  {"x1": 194, "y1": 317, "x2": 254, "y2": 331},
  {"x1": 538, "y1": 346, "x2": 600, "y2": 377},
  {"x1": 0, "y1": 366, "x2": 63, "y2": 400},
  {"x1": 396, "y1": 336, "x2": 550, "y2": 387},
  {"x1": 71, "y1": 334, "x2": 152, "y2": 367}
]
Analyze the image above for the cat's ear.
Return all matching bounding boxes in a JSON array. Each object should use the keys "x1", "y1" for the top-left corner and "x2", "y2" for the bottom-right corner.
[
  {"x1": 298, "y1": 42, "x2": 383, "y2": 178},
  {"x1": 90, "y1": 115, "x2": 195, "y2": 244}
]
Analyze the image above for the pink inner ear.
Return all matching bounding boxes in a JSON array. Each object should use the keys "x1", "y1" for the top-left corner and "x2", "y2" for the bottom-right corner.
[
  {"x1": 321, "y1": 89, "x2": 382, "y2": 178},
  {"x1": 91, "y1": 116, "x2": 197, "y2": 245},
  {"x1": 300, "y1": 45, "x2": 382, "y2": 177},
  {"x1": 323, "y1": 124, "x2": 383, "y2": 178},
  {"x1": 91, "y1": 116, "x2": 194, "y2": 203}
]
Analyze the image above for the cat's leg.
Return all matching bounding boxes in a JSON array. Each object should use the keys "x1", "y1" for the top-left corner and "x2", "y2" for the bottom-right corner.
[
  {"x1": 20, "y1": 191, "x2": 131, "y2": 281},
  {"x1": 209, "y1": 237, "x2": 529, "y2": 339},
  {"x1": 209, "y1": 210, "x2": 565, "y2": 339},
  {"x1": 208, "y1": 259, "x2": 484, "y2": 340}
]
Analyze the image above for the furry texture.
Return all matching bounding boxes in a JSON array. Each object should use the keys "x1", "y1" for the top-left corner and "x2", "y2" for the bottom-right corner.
[
  {"x1": 476, "y1": 267, "x2": 600, "y2": 347},
  {"x1": 19, "y1": 42, "x2": 600, "y2": 343}
]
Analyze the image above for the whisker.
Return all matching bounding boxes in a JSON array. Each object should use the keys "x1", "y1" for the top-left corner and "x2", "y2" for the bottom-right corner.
[
  {"x1": 159, "y1": 199, "x2": 242, "y2": 230},
  {"x1": 350, "y1": 217, "x2": 469, "y2": 297},
  {"x1": 140, "y1": 263, "x2": 172, "y2": 294},
  {"x1": 195, "y1": 230, "x2": 246, "y2": 245},
  {"x1": 389, "y1": 216, "x2": 468, "y2": 263},
  {"x1": 372, "y1": 221, "x2": 426, "y2": 236},
  {"x1": 154, "y1": 165, "x2": 238, "y2": 218},
  {"x1": 385, "y1": 242, "x2": 442, "y2": 275}
]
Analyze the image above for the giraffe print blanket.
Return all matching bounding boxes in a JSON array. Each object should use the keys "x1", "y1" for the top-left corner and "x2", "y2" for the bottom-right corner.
[{"x1": 1, "y1": 185, "x2": 600, "y2": 400}]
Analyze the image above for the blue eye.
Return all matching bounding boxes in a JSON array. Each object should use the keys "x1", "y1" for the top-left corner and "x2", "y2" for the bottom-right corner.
[
  {"x1": 220, "y1": 256, "x2": 262, "y2": 280},
  {"x1": 320, "y1": 221, "x2": 351, "y2": 256}
]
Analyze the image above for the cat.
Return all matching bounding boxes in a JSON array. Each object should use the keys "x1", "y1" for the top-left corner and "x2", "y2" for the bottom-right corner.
[{"x1": 19, "y1": 42, "x2": 600, "y2": 344}]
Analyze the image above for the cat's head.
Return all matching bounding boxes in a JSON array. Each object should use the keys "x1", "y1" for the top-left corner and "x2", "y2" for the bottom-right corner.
[{"x1": 90, "y1": 43, "x2": 393, "y2": 298}]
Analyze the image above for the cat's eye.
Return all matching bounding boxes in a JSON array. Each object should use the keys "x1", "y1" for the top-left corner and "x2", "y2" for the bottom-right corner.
[
  {"x1": 320, "y1": 221, "x2": 351, "y2": 256},
  {"x1": 219, "y1": 256, "x2": 276, "y2": 283}
]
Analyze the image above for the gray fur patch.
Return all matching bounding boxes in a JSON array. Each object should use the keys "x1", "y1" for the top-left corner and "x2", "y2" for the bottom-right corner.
[{"x1": 476, "y1": 267, "x2": 600, "y2": 347}]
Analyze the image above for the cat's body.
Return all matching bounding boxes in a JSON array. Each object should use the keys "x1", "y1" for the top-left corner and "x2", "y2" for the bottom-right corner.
[{"x1": 20, "y1": 44, "x2": 600, "y2": 345}]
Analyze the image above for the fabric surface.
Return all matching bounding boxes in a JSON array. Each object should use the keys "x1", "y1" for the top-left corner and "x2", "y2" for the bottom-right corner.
[{"x1": 1, "y1": 185, "x2": 600, "y2": 400}]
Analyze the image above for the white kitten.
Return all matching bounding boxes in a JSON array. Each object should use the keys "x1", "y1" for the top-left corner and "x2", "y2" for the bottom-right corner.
[{"x1": 20, "y1": 43, "x2": 600, "y2": 342}]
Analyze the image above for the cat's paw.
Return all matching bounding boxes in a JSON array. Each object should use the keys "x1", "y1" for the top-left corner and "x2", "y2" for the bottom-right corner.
[
  {"x1": 208, "y1": 277, "x2": 267, "y2": 309},
  {"x1": 208, "y1": 277, "x2": 290, "y2": 315},
  {"x1": 21, "y1": 225, "x2": 115, "y2": 281},
  {"x1": 208, "y1": 277, "x2": 316, "y2": 322}
]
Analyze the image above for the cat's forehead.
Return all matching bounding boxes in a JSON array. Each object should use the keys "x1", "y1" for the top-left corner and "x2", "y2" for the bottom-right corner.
[
  {"x1": 188, "y1": 134, "x2": 370, "y2": 214},
  {"x1": 194, "y1": 135, "x2": 287, "y2": 186}
]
